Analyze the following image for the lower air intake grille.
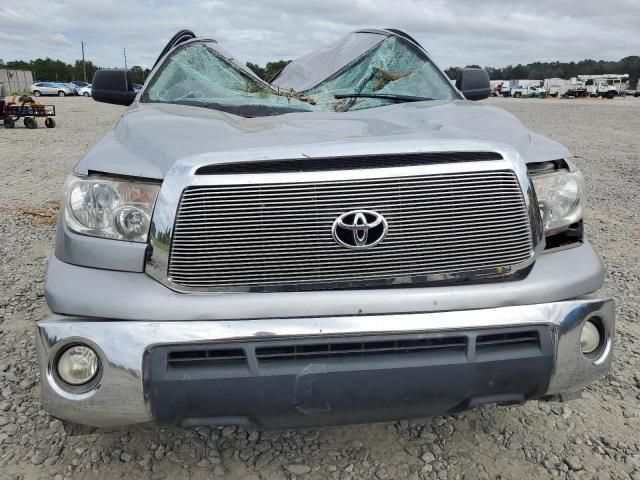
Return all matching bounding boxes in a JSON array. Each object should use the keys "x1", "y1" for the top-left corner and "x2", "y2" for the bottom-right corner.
[
  {"x1": 167, "y1": 348, "x2": 246, "y2": 368},
  {"x1": 255, "y1": 336, "x2": 468, "y2": 363},
  {"x1": 476, "y1": 331, "x2": 541, "y2": 357},
  {"x1": 162, "y1": 330, "x2": 543, "y2": 370}
]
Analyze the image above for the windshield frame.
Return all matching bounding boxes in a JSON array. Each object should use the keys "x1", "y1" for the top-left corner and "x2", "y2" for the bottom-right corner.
[{"x1": 139, "y1": 33, "x2": 461, "y2": 116}]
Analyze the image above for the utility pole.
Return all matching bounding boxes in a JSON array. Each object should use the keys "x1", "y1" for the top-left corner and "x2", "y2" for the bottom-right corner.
[
  {"x1": 81, "y1": 41, "x2": 87, "y2": 82},
  {"x1": 123, "y1": 47, "x2": 128, "y2": 71}
]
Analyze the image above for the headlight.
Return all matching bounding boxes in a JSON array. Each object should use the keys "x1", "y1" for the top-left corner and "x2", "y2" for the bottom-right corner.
[
  {"x1": 531, "y1": 169, "x2": 585, "y2": 234},
  {"x1": 63, "y1": 175, "x2": 160, "y2": 242}
]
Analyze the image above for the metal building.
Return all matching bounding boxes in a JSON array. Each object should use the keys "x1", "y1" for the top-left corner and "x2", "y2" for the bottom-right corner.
[{"x1": 0, "y1": 69, "x2": 34, "y2": 96}]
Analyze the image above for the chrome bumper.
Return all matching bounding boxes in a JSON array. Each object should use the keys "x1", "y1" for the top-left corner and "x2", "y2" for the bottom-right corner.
[{"x1": 36, "y1": 297, "x2": 614, "y2": 428}]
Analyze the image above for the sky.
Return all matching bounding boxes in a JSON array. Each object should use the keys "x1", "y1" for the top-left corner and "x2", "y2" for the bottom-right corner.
[{"x1": 1, "y1": 0, "x2": 639, "y2": 71}]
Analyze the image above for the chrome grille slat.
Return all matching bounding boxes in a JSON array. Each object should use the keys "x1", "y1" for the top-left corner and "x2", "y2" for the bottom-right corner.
[
  {"x1": 171, "y1": 250, "x2": 529, "y2": 265},
  {"x1": 170, "y1": 258, "x2": 532, "y2": 285},
  {"x1": 172, "y1": 216, "x2": 529, "y2": 232},
  {"x1": 177, "y1": 201, "x2": 523, "y2": 215},
  {"x1": 170, "y1": 256, "x2": 532, "y2": 279},
  {"x1": 169, "y1": 247, "x2": 532, "y2": 270},
  {"x1": 171, "y1": 252, "x2": 532, "y2": 265},
  {"x1": 178, "y1": 188, "x2": 523, "y2": 206},
  {"x1": 170, "y1": 233, "x2": 533, "y2": 255},
  {"x1": 180, "y1": 188, "x2": 523, "y2": 202},
  {"x1": 171, "y1": 226, "x2": 530, "y2": 240},
  {"x1": 168, "y1": 168, "x2": 533, "y2": 291},
  {"x1": 170, "y1": 259, "x2": 532, "y2": 277},
  {"x1": 171, "y1": 238, "x2": 533, "y2": 255},
  {"x1": 182, "y1": 178, "x2": 520, "y2": 194},
  {"x1": 175, "y1": 208, "x2": 527, "y2": 223},
  {"x1": 180, "y1": 173, "x2": 519, "y2": 194}
]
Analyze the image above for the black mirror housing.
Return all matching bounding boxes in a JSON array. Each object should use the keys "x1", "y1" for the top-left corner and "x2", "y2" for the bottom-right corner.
[
  {"x1": 92, "y1": 70, "x2": 137, "y2": 106},
  {"x1": 455, "y1": 68, "x2": 490, "y2": 101}
]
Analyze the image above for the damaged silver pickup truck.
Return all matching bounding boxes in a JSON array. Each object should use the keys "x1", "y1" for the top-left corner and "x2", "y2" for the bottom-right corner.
[{"x1": 38, "y1": 29, "x2": 614, "y2": 429}]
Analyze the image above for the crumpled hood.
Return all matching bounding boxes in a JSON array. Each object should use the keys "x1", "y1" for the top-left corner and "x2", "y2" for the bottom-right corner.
[{"x1": 76, "y1": 100, "x2": 569, "y2": 179}]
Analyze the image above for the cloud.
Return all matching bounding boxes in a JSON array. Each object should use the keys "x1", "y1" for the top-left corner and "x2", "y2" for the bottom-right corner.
[{"x1": 1, "y1": 1, "x2": 638, "y2": 70}]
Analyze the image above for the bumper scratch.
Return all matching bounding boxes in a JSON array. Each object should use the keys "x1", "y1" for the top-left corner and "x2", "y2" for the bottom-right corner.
[{"x1": 293, "y1": 363, "x2": 332, "y2": 415}]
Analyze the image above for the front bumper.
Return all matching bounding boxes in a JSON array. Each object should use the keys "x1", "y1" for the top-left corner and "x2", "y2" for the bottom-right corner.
[{"x1": 36, "y1": 297, "x2": 614, "y2": 428}]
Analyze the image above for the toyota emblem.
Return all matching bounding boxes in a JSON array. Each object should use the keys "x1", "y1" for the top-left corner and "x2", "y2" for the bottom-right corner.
[{"x1": 332, "y1": 210, "x2": 388, "y2": 248}]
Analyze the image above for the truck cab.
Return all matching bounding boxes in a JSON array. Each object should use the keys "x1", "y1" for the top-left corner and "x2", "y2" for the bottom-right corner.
[{"x1": 36, "y1": 29, "x2": 614, "y2": 430}]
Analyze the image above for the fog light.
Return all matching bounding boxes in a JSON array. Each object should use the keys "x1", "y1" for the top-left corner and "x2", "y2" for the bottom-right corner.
[
  {"x1": 580, "y1": 320, "x2": 601, "y2": 355},
  {"x1": 57, "y1": 345, "x2": 99, "y2": 385}
]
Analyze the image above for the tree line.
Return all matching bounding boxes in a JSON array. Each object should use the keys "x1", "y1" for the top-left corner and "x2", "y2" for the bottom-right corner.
[
  {"x1": 0, "y1": 58, "x2": 151, "y2": 85},
  {"x1": 2, "y1": 56, "x2": 639, "y2": 89},
  {"x1": 0, "y1": 56, "x2": 287, "y2": 86}
]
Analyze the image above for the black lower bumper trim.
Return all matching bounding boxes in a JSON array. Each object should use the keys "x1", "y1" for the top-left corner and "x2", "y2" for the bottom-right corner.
[{"x1": 144, "y1": 326, "x2": 554, "y2": 428}]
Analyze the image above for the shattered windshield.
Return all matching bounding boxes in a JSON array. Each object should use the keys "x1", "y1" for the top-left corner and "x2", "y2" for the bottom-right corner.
[
  {"x1": 144, "y1": 42, "x2": 315, "y2": 116},
  {"x1": 306, "y1": 36, "x2": 457, "y2": 111},
  {"x1": 143, "y1": 37, "x2": 456, "y2": 117}
]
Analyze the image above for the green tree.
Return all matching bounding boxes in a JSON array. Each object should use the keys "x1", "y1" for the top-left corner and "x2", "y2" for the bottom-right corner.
[
  {"x1": 73, "y1": 59, "x2": 100, "y2": 83},
  {"x1": 263, "y1": 60, "x2": 290, "y2": 81},
  {"x1": 129, "y1": 66, "x2": 145, "y2": 84},
  {"x1": 445, "y1": 66, "x2": 458, "y2": 79},
  {"x1": 246, "y1": 62, "x2": 265, "y2": 79},
  {"x1": 246, "y1": 60, "x2": 291, "y2": 81}
]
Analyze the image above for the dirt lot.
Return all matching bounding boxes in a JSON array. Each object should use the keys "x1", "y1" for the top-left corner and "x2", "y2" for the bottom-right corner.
[{"x1": 0, "y1": 96, "x2": 639, "y2": 480}]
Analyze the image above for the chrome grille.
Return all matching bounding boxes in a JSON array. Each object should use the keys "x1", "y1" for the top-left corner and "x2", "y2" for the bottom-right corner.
[{"x1": 168, "y1": 169, "x2": 533, "y2": 291}]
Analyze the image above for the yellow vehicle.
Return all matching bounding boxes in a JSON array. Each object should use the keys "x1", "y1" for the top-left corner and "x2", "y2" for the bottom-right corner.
[{"x1": 1, "y1": 95, "x2": 56, "y2": 129}]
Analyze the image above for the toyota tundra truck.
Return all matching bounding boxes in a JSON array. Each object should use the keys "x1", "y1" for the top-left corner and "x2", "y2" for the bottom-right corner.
[{"x1": 37, "y1": 29, "x2": 614, "y2": 429}]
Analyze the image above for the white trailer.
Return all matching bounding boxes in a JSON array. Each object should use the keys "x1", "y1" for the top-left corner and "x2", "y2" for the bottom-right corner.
[{"x1": 544, "y1": 78, "x2": 571, "y2": 97}]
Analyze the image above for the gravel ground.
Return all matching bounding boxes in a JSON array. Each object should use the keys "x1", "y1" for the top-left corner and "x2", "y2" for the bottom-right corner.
[{"x1": 0, "y1": 96, "x2": 639, "y2": 480}]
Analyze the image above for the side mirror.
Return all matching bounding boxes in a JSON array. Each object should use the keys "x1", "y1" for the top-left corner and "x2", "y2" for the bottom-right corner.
[
  {"x1": 455, "y1": 68, "x2": 490, "y2": 101},
  {"x1": 92, "y1": 69, "x2": 137, "y2": 106}
]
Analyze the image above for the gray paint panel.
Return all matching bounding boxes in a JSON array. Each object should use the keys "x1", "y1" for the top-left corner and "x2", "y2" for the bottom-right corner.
[
  {"x1": 45, "y1": 242, "x2": 603, "y2": 321},
  {"x1": 54, "y1": 217, "x2": 147, "y2": 272},
  {"x1": 74, "y1": 101, "x2": 570, "y2": 180}
]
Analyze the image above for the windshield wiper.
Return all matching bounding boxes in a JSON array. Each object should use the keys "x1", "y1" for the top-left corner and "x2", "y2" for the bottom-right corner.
[{"x1": 334, "y1": 93, "x2": 433, "y2": 102}]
